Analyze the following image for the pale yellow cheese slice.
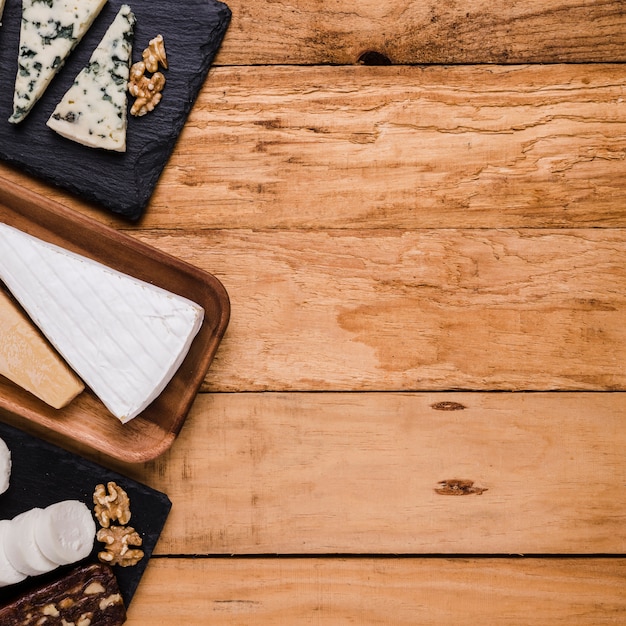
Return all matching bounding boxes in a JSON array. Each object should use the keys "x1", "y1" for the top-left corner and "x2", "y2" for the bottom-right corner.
[{"x1": 0, "y1": 289, "x2": 84, "y2": 409}]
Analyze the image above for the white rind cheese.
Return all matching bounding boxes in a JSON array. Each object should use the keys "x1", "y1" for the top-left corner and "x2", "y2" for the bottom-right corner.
[
  {"x1": 10, "y1": 0, "x2": 108, "y2": 124},
  {"x1": 0, "y1": 521, "x2": 27, "y2": 587},
  {"x1": 0, "y1": 437, "x2": 10, "y2": 495},
  {"x1": 47, "y1": 4, "x2": 135, "y2": 151},
  {"x1": 4, "y1": 509, "x2": 58, "y2": 577},
  {"x1": 0, "y1": 223, "x2": 204, "y2": 423},
  {"x1": 0, "y1": 501, "x2": 96, "y2": 587},
  {"x1": 34, "y1": 500, "x2": 96, "y2": 565}
]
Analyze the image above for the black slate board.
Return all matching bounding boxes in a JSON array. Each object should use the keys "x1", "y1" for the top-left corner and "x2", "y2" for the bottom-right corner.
[
  {"x1": 0, "y1": 420, "x2": 171, "y2": 608},
  {"x1": 0, "y1": 0, "x2": 231, "y2": 220}
]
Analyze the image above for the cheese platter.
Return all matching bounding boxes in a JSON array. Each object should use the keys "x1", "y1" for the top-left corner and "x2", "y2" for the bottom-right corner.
[
  {"x1": 0, "y1": 176, "x2": 230, "y2": 463},
  {"x1": 0, "y1": 0, "x2": 231, "y2": 220},
  {"x1": 0, "y1": 419, "x2": 171, "y2": 612}
]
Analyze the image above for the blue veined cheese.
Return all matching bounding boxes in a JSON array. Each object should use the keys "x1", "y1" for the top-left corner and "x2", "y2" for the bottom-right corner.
[
  {"x1": 0, "y1": 223, "x2": 205, "y2": 424},
  {"x1": 9, "y1": 0, "x2": 108, "y2": 124},
  {"x1": 47, "y1": 5, "x2": 135, "y2": 151}
]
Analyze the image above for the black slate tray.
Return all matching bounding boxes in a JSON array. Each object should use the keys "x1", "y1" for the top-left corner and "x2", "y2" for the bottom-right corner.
[
  {"x1": 0, "y1": 0, "x2": 231, "y2": 221},
  {"x1": 0, "y1": 420, "x2": 171, "y2": 609}
]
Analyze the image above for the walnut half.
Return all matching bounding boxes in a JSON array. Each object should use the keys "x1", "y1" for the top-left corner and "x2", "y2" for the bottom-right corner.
[
  {"x1": 97, "y1": 526, "x2": 144, "y2": 567},
  {"x1": 93, "y1": 482, "x2": 131, "y2": 528}
]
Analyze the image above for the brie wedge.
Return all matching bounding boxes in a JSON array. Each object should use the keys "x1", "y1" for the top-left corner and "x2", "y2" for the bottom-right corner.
[
  {"x1": 0, "y1": 223, "x2": 204, "y2": 423},
  {"x1": 47, "y1": 4, "x2": 135, "y2": 151},
  {"x1": 10, "y1": 0, "x2": 108, "y2": 124}
]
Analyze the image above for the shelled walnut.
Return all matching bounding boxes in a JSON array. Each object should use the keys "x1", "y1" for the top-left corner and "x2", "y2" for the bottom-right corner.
[
  {"x1": 129, "y1": 35, "x2": 168, "y2": 117},
  {"x1": 143, "y1": 34, "x2": 168, "y2": 72},
  {"x1": 93, "y1": 481, "x2": 131, "y2": 528},
  {"x1": 97, "y1": 526, "x2": 144, "y2": 567}
]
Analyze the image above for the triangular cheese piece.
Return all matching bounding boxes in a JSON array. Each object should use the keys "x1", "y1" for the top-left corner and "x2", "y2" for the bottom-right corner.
[
  {"x1": 9, "y1": 0, "x2": 108, "y2": 124},
  {"x1": 0, "y1": 289, "x2": 84, "y2": 409},
  {"x1": 47, "y1": 5, "x2": 135, "y2": 152},
  {"x1": 0, "y1": 224, "x2": 204, "y2": 423}
]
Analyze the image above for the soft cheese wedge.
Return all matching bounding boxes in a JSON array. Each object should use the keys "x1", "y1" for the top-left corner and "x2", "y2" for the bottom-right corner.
[
  {"x1": 9, "y1": 0, "x2": 108, "y2": 124},
  {"x1": 0, "y1": 224, "x2": 204, "y2": 423},
  {"x1": 0, "y1": 288, "x2": 84, "y2": 409},
  {"x1": 47, "y1": 5, "x2": 135, "y2": 151}
]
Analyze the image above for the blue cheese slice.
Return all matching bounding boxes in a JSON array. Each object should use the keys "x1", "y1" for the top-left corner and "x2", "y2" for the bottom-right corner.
[
  {"x1": 0, "y1": 224, "x2": 205, "y2": 423},
  {"x1": 47, "y1": 5, "x2": 135, "y2": 151},
  {"x1": 9, "y1": 0, "x2": 108, "y2": 124}
]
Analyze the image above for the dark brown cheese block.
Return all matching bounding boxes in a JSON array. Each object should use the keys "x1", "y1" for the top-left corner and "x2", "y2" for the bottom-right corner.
[{"x1": 0, "y1": 563, "x2": 127, "y2": 625}]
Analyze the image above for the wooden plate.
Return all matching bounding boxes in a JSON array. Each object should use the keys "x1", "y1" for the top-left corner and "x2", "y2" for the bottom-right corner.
[{"x1": 0, "y1": 177, "x2": 230, "y2": 462}]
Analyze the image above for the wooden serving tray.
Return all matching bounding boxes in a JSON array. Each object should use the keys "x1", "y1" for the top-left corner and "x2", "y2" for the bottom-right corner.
[{"x1": 0, "y1": 177, "x2": 230, "y2": 462}]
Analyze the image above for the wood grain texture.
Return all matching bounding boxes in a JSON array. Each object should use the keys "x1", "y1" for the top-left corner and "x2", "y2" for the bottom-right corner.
[
  {"x1": 106, "y1": 392, "x2": 626, "y2": 555},
  {"x1": 122, "y1": 228, "x2": 626, "y2": 392},
  {"x1": 214, "y1": 0, "x2": 626, "y2": 65},
  {"x1": 125, "y1": 557, "x2": 626, "y2": 625},
  {"x1": 2, "y1": 65, "x2": 626, "y2": 230}
]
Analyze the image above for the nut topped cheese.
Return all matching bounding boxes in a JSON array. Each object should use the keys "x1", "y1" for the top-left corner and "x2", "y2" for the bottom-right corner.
[
  {"x1": 47, "y1": 5, "x2": 136, "y2": 151},
  {"x1": 0, "y1": 223, "x2": 204, "y2": 423},
  {"x1": 10, "y1": 0, "x2": 109, "y2": 124}
]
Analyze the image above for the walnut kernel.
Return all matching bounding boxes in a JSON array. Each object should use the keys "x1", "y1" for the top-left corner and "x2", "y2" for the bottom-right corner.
[
  {"x1": 129, "y1": 35, "x2": 168, "y2": 116},
  {"x1": 96, "y1": 526, "x2": 144, "y2": 567},
  {"x1": 93, "y1": 482, "x2": 131, "y2": 528},
  {"x1": 143, "y1": 34, "x2": 168, "y2": 72}
]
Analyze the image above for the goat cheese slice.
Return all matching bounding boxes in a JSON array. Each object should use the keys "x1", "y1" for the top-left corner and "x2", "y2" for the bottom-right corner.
[
  {"x1": 0, "y1": 223, "x2": 205, "y2": 423},
  {"x1": 0, "y1": 437, "x2": 9, "y2": 495},
  {"x1": 47, "y1": 5, "x2": 135, "y2": 151},
  {"x1": 0, "y1": 521, "x2": 27, "y2": 587},
  {"x1": 9, "y1": 0, "x2": 108, "y2": 124}
]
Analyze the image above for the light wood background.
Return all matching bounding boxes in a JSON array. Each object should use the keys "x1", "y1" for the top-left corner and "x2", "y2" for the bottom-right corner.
[{"x1": 1, "y1": 0, "x2": 625, "y2": 622}]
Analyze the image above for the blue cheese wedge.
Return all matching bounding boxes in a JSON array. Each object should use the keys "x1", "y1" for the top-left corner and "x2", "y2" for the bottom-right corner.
[
  {"x1": 0, "y1": 224, "x2": 205, "y2": 423},
  {"x1": 47, "y1": 5, "x2": 135, "y2": 151},
  {"x1": 9, "y1": 0, "x2": 108, "y2": 124}
]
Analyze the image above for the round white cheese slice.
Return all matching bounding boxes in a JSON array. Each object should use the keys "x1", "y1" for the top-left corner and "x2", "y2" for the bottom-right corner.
[
  {"x1": 0, "y1": 437, "x2": 10, "y2": 494},
  {"x1": 0, "y1": 520, "x2": 27, "y2": 587},
  {"x1": 34, "y1": 500, "x2": 96, "y2": 565},
  {"x1": 4, "y1": 508, "x2": 58, "y2": 576}
]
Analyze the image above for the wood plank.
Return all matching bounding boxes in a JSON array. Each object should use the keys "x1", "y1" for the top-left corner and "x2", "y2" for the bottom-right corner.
[
  {"x1": 110, "y1": 392, "x2": 626, "y2": 555},
  {"x1": 215, "y1": 0, "x2": 626, "y2": 65},
  {"x1": 125, "y1": 557, "x2": 626, "y2": 625},
  {"x1": 3, "y1": 65, "x2": 626, "y2": 230},
  {"x1": 126, "y1": 228, "x2": 626, "y2": 392}
]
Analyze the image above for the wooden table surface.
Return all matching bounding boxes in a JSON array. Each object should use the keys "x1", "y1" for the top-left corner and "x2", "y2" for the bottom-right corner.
[{"x1": 2, "y1": 0, "x2": 626, "y2": 623}]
